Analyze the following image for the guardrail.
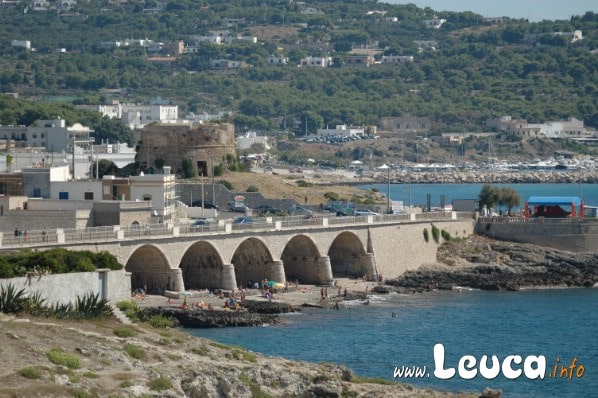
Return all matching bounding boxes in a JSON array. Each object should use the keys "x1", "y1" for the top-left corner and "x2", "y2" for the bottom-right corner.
[
  {"x1": 477, "y1": 216, "x2": 598, "y2": 224},
  {"x1": 0, "y1": 211, "x2": 473, "y2": 248}
]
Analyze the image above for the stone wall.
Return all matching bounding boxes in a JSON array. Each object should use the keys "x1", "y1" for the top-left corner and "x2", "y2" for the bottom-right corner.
[
  {"x1": 475, "y1": 219, "x2": 598, "y2": 252},
  {"x1": 0, "y1": 209, "x2": 92, "y2": 233},
  {"x1": 0, "y1": 269, "x2": 131, "y2": 306},
  {"x1": 138, "y1": 123, "x2": 236, "y2": 176},
  {"x1": 371, "y1": 219, "x2": 474, "y2": 280}
]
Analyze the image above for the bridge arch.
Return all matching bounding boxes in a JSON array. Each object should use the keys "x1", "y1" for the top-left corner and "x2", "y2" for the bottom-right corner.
[
  {"x1": 125, "y1": 244, "x2": 175, "y2": 291},
  {"x1": 328, "y1": 231, "x2": 370, "y2": 279},
  {"x1": 231, "y1": 237, "x2": 279, "y2": 288},
  {"x1": 281, "y1": 234, "x2": 330, "y2": 285},
  {"x1": 179, "y1": 241, "x2": 228, "y2": 290}
]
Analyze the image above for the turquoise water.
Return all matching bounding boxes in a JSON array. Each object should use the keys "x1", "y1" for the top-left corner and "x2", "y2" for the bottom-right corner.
[
  {"x1": 191, "y1": 288, "x2": 597, "y2": 397},
  {"x1": 358, "y1": 183, "x2": 598, "y2": 209},
  {"x1": 190, "y1": 183, "x2": 597, "y2": 396}
]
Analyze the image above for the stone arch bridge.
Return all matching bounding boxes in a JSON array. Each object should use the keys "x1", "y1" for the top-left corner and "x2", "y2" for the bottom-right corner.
[{"x1": 1, "y1": 215, "x2": 474, "y2": 291}]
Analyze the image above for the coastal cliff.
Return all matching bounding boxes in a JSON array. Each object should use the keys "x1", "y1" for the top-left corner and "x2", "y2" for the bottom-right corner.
[
  {"x1": 0, "y1": 314, "x2": 476, "y2": 398},
  {"x1": 389, "y1": 236, "x2": 598, "y2": 291}
]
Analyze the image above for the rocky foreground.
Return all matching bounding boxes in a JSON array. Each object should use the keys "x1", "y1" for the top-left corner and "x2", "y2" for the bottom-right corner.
[
  {"x1": 0, "y1": 313, "x2": 477, "y2": 398},
  {"x1": 389, "y1": 236, "x2": 598, "y2": 291}
]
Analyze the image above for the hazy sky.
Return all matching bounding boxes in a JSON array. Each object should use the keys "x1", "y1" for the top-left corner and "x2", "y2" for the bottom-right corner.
[{"x1": 385, "y1": 0, "x2": 596, "y2": 21}]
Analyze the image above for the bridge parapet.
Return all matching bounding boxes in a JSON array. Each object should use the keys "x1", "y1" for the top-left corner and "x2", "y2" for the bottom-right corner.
[{"x1": 0, "y1": 212, "x2": 473, "y2": 249}]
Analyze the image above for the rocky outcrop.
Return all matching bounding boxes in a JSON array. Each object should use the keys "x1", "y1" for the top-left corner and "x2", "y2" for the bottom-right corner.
[
  {"x1": 388, "y1": 236, "x2": 598, "y2": 291},
  {"x1": 240, "y1": 299, "x2": 298, "y2": 314},
  {"x1": 0, "y1": 315, "x2": 474, "y2": 398},
  {"x1": 143, "y1": 307, "x2": 280, "y2": 328}
]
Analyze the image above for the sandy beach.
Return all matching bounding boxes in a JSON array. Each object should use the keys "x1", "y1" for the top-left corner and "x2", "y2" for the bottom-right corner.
[{"x1": 135, "y1": 277, "x2": 378, "y2": 311}]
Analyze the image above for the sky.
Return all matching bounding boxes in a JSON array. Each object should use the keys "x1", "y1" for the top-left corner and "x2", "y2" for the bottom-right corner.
[{"x1": 385, "y1": 0, "x2": 596, "y2": 22}]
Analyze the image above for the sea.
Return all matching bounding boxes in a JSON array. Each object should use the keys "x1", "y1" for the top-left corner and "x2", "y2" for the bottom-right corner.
[
  {"x1": 384, "y1": 0, "x2": 596, "y2": 22},
  {"x1": 357, "y1": 182, "x2": 598, "y2": 210},
  {"x1": 190, "y1": 183, "x2": 597, "y2": 397}
]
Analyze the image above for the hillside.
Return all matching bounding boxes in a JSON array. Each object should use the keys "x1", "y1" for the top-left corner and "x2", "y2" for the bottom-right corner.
[
  {"x1": 0, "y1": 313, "x2": 475, "y2": 398},
  {"x1": 0, "y1": 1, "x2": 596, "y2": 135}
]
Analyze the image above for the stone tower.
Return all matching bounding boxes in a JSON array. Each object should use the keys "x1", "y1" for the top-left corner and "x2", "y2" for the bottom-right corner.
[{"x1": 138, "y1": 122, "x2": 236, "y2": 176}]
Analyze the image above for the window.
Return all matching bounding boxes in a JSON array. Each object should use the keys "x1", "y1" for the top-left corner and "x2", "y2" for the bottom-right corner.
[
  {"x1": 84, "y1": 192, "x2": 94, "y2": 200},
  {"x1": 33, "y1": 188, "x2": 41, "y2": 198},
  {"x1": 59, "y1": 192, "x2": 69, "y2": 200},
  {"x1": 142, "y1": 195, "x2": 152, "y2": 201}
]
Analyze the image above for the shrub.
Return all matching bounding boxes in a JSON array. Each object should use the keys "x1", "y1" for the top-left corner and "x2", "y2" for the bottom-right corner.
[
  {"x1": 74, "y1": 293, "x2": 112, "y2": 319},
  {"x1": 148, "y1": 314, "x2": 176, "y2": 329},
  {"x1": 0, "y1": 284, "x2": 28, "y2": 314},
  {"x1": 296, "y1": 180, "x2": 313, "y2": 187},
  {"x1": 324, "y1": 191, "x2": 340, "y2": 201},
  {"x1": 423, "y1": 228, "x2": 429, "y2": 243},
  {"x1": 441, "y1": 229, "x2": 452, "y2": 241},
  {"x1": 46, "y1": 348, "x2": 81, "y2": 369},
  {"x1": 246, "y1": 184, "x2": 259, "y2": 192},
  {"x1": 219, "y1": 179, "x2": 234, "y2": 190},
  {"x1": 123, "y1": 344, "x2": 145, "y2": 360},
  {"x1": 113, "y1": 326, "x2": 138, "y2": 338},
  {"x1": 431, "y1": 224, "x2": 440, "y2": 243},
  {"x1": 148, "y1": 376, "x2": 172, "y2": 391},
  {"x1": 19, "y1": 367, "x2": 42, "y2": 379}
]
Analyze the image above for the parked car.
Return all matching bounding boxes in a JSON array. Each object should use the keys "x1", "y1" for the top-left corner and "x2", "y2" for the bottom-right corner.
[
  {"x1": 233, "y1": 216, "x2": 254, "y2": 224},
  {"x1": 263, "y1": 166, "x2": 274, "y2": 172},
  {"x1": 228, "y1": 202, "x2": 249, "y2": 212},
  {"x1": 255, "y1": 204, "x2": 282, "y2": 215},
  {"x1": 191, "y1": 219, "x2": 210, "y2": 226},
  {"x1": 354, "y1": 209, "x2": 380, "y2": 216},
  {"x1": 288, "y1": 206, "x2": 313, "y2": 216},
  {"x1": 191, "y1": 201, "x2": 218, "y2": 210},
  {"x1": 303, "y1": 214, "x2": 318, "y2": 221}
]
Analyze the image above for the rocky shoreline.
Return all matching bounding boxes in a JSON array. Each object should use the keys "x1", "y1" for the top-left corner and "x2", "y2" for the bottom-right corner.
[
  {"x1": 388, "y1": 236, "x2": 598, "y2": 291},
  {"x1": 142, "y1": 300, "x2": 298, "y2": 328}
]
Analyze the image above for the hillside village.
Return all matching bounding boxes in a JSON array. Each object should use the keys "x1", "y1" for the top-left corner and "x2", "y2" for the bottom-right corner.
[{"x1": 0, "y1": 0, "x2": 597, "y2": 237}]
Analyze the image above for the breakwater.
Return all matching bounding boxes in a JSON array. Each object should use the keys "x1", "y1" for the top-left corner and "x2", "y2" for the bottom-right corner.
[{"x1": 359, "y1": 170, "x2": 594, "y2": 185}]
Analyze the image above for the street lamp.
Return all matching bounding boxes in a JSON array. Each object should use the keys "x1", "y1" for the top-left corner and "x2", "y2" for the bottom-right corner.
[{"x1": 378, "y1": 163, "x2": 391, "y2": 214}]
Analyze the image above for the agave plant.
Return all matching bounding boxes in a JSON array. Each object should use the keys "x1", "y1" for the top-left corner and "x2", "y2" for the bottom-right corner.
[
  {"x1": 26, "y1": 291, "x2": 48, "y2": 316},
  {"x1": 47, "y1": 302, "x2": 73, "y2": 319},
  {"x1": 74, "y1": 293, "x2": 113, "y2": 319},
  {"x1": 0, "y1": 284, "x2": 28, "y2": 314}
]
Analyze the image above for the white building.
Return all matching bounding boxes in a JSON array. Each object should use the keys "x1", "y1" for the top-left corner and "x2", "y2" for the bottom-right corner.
[
  {"x1": 317, "y1": 125, "x2": 364, "y2": 138},
  {"x1": 11, "y1": 40, "x2": 31, "y2": 50},
  {"x1": 423, "y1": 18, "x2": 446, "y2": 29},
  {"x1": 236, "y1": 132, "x2": 270, "y2": 151},
  {"x1": 299, "y1": 56, "x2": 333, "y2": 68},
  {"x1": 77, "y1": 103, "x2": 178, "y2": 129},
  {"x1": 380, "y1": 55, "x2": 414, "y2": 64},
  {"x1": 528, "y1": 118, "x2": 591, "y2": 139},
  {"x1": 0, "y1": 118, "x2": 93, "y2": 153},
  {"x1": 267, "y1": 56, "x2": 288, "y2": 65}
]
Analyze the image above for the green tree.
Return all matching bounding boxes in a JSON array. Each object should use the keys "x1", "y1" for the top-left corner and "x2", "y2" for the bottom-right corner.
[
  {"x1": 181, "y1": 158, "x2": 196, "y2": 179},
  {"x1": 499, "y1": 187, "x2": 521, "y2": 215},
  {"x1": 478, "y1": 184, "x2": 500, "y2": 212}
]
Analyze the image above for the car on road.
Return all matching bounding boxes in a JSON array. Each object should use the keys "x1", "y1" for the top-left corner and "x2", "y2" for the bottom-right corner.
[
  {"x1": 354, "y1": 209, "x2": 380, "y2": 216},
  {"x1": 228, "y1": 202, "x2": 249, "y2": 212},
  {"x1": 255, "y1": 204, "x2": 282, "y2": 215},
  {"x1": 288, "y1": 206, "x2": 313, "y2": 216},
  {"x1": 232, "y1": 216, "x2": 254, "y2": 224},
  {"x1": 191, "y1": 201, "x2": 218, "y2": 210}
]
